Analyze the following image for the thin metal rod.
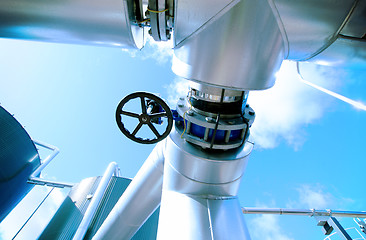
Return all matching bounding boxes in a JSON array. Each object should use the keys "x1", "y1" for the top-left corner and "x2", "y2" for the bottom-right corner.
[
  {"x1": 93, "y1": 141, "x2": 165, "y2": 240},
  {"x1": 296, "y1": 62, "x2": 366, "y2": 111},
  {"x1": 328, "y1": 217, "x2": 352, "y2": 240},
  {"x1": 72, "y1": 162, "x2": 119, "y2": 240},
  {"x1": 12, "y1": 188, "x2": 55, "y2": 240},
  {"x1": 28, "y1": 177, "x2": 73, "y2": 188},
  {"x1": 31, "y1": 140, "x2": 60, "y2": 178},
  {"x1": 242, "y1": 207, "x2": 366, "y2": 218},
  {"x1": 29, "y1": 140, "x2": 74, "y2": 188}
]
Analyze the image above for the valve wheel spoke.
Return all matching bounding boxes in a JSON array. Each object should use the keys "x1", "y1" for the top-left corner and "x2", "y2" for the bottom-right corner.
[
  {"x1": 148, "y1": 122, "x2": 161, "y2": 138},
  {"x1": 140, "y1": 96, "x2": 147, "y2": 114},
  {"x1": 150, "y1": 112, "x2": 167, "y2": 119},
  {"x1": 120, "y1": 110, "x2": 140, "y2": 118},
  {"x1": 132, "y1": 122, "x2": 143, "y2": 136}
]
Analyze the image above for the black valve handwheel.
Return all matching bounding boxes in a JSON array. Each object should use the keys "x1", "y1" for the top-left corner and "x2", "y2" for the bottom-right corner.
[{"x1": 115, "y1": 92, "x2": 173, "y2": 144}]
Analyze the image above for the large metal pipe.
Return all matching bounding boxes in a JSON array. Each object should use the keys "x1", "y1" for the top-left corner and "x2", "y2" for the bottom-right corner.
[
  {"x1": 0, "y1": 0, "x2": 144, "y2": 48},
  {"x1": 172, "y1": 0, "x2": 366, "y2": 90},
  {"x1": 72, "y1": 162, "x2": 119, "y2": 240},
  {"x1": 157, "y1": 130, "x2": 253, "y2": 239},
  {"x1": 92, "y1": 140, "x2": 166, "y2": 240},
  {"x1": 172, "y1": 0, "x2": 285, "y2": 90}
]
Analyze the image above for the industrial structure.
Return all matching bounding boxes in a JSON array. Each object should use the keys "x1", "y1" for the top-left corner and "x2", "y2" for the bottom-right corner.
[{"x1": 0, "y1": 0, "x2": 366, "y2": 239}]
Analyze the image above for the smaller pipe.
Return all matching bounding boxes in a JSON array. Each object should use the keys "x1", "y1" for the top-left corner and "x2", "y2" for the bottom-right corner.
[
  {"x1": 72, "y1": 162, "x2": 119, "y2": 240},
  {"x1": 28, "y1": 177, "x2": 73, "y2": 188},
  {"x1": 31, "y1": 140, "x2": 60, "y2": 178},
  {"x1": 29, "y1": 140, "x2": 74, "y2": 188},
  {"x1": 93, "y1": 141, "x2": 166, "y2": 240},
  {"x1": 242, "y1": 208, "x2": 366, "y2": 218}
]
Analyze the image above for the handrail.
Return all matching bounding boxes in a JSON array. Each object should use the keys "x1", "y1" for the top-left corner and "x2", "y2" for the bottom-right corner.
[
  {"x1": 28, "y1": 140, "x2": 74, "y2": 188},
  {"x1": 242, "y1": 207, "x2": 366, "y2": 218}
]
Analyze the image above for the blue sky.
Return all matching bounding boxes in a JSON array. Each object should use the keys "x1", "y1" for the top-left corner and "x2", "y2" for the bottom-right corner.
[{"x1": 0, "y1": 37, "x2": 365, "y2": 240}]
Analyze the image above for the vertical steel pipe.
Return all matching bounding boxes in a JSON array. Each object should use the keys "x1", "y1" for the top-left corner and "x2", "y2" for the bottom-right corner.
[
  {"x1": 72, "y1": 162, "x2": 119, "y2": 240},
  {"x1": 157, "y1": 130, "x2": 253, "y2": 240}
]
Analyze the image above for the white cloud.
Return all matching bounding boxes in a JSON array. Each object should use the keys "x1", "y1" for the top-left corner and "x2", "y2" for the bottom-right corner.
[
  {"x1": 294, "y1": 184, "x2": 334, "y2": 209},
  {"x1": 122, "y1": 36, "x2": 174, "y2": 65},
  {"x1": 249, "y1": 211, "x2": 294, "y2": 240},
  {"x1": 248, "y1": 61, "x2": 334, "y2": 149},
  {"x1": 142, "y1": 37, "x2": 174, "y2": 64},
  {"x1": 286, "y1": 184, "x2": 354, "y2": 210},
  {"x1": 164, "y1": 77, "x2": 191, "y2": 107}
]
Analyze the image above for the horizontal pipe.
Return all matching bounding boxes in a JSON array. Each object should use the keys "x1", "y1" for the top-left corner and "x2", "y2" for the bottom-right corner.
[
  {"x1": 73, "y1": 162, "x2": 119, "y2": 240},
  {"x1": 28, "y1": 177, "x2": 74, "y2": 188},
  {"x1": 242, "y1": 208, "x2": 366, "y2": 218}
]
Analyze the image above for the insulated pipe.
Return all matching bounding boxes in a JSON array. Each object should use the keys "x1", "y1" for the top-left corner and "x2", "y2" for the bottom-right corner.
[
  {"x1": 157, "y1": 130, "x2": 253, "y2": 240},
  {"x1": 0, "y1": 0, "x2": 144, "y2": 48},
  {"x1": 242, "y1": 208, "x2": 366, "y2": 218},
  {"x1": 92, "y1": 140, "x2": 166, "y2": 240},
  {"x1": 72, "y1": 162, "x2": 119, "y2": 240},
  {"x1": 172, "y1": 0, "x2": 285, "y2": 90}
]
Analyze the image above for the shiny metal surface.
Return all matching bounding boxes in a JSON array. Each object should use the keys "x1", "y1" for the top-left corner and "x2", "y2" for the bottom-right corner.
[
  {"x1": 174, "y1": 0, "x2": 240, "y2": 46},
  {"x1": 340, "y1": 0, "x2": 366, "y2": 38},
  {"x1": 189, "y1": 82, "x2": 245, "y2": 103},
  {"x1": 162, "y1": 160, "x2": 244, "y2": 196},
  {"x1": 309, "y1": 35, "x2": 366, "y2": 67},
  {"x1": 0, "y1": 106, "x2": 41, "y2": 222},
  {"x1": 176, "y1": 103, "x2": 247, "y2": 131},
  {"x1": 157, "y1": 130, "x2": 253, "y2": 239},
  {"x1": 157, "y1": 191, "x2": 251, "y2": 240},
  {"x1": 271, "y1": 0, "x2": 357, "y2": 60},
  {"x1": 157, "y1": 0, "x2": 168, "y2": 41},
  {"x1": 73, "y1": 162, "x2": 119, "y2": 240},
  {"x1": 175, "y1": 97, "x2": 254, "y2": 150},
  {"x1": 172, "y1": 0, "x2": 285, "y2": 90},
  {"x1": 166, "y1": 129, "x2": 252, "y2": 186},
  {"x1": 92, "y1": 141, "x2": 165, "y2": 240},
  {"x1": 0, "y1": 0, "x2": 144, "y2": 48}
]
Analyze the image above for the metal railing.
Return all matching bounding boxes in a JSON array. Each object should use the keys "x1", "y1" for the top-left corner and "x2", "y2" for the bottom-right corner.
[{"x1": 28, "y1": 140, "x2": 74, "y2": 188}]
